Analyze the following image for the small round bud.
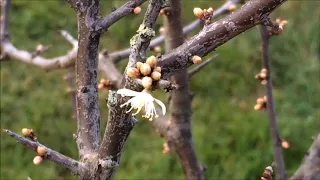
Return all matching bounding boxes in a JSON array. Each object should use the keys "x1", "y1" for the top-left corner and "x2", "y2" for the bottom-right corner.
[
  {"x1": 142, "y1": 77, "x2": 153, "y2": 89},
  {"x1": 193, "y1": 8, "x2": 204, "y2": 19},
  {"x1": 100, "y1": 78, "x2": 107, "y2": 84},
  {"x1": 281, "y1": 140, "x2": 290, "y2": 149},
  {"x1": 151, "y1": 71, "x2": 161, "y2": 81},
  {"x1": 140, "y1": 63, "x2": 152, "y2": 76},
  {"x1": 36, "y1": 44, "x2": 44, "y2": 52},
  {"x1": 254, "y1": 104, "x2": 262, "y2": 111},
  {"x1": 153, "y1": 46, "x2": 161, "y2": 53},
  {"x1": 256, "y1": 98, "x2": 265, "y2": 104},
  {"x1": 126, "y1": 67, "x2": 140, "y2": 79},
  {"x1": 133, "y1": 7, "x2": 141, "y2": 15},
  {"x1": 276, "y1": 18, "x2": 281, "y2": 24},
  {"x1": 192, "y1": 55, "x2": 202, "y2": 64},
  {"x1": 228, "y1": 4, "x2": 237, "y2": 12},
  {"x1": 261, "y1": 68, "x2": 267, "y2": 74},
  {"x1": 22, "y1": 128, "x2": 32, "y2": 137},
  {"x1": 162, "y1": 142, "x2": 170, "y2": 154},
  {"x1": 255, "y1": 74, "x2": 260, "y2": 79},
  {"x1": 265, "y1": 166, "x2": 273, "y2": 173},
  {"x1": 263, "y1": 96, "x2": 268, "y2": 102},
  {"x1": 98, "y1": 83, "x2": 105, "y2": 89},
  {"x1": 259, "y1": 72, "x2": 267, "y2": 79},
  {"x1": 146, "y1": 56, "x2": 157, "y2": 68},
  {"x1": 154, "y1": 66, "x2": 161, "y2": 73},
  {"x1": 37, "y1": 146, "x2": 47, "y2": 156},
  {"x1": 160, "y1": 9, "x2": 165, "y2": 15},
  {"x1": 207, "y1": 7, "x2": 214, "y2": 14},
  {"x1": 136, "y1": 62, "x2": 143, "y2": 69},
  {"x1": 159, "y1": 27, "x2": 165, "y2": 35},
  {"x1": 261, "y1": 79, "x2": 268, "y2": 85},
  {"x1": 33, "y1": 156, "x2": 43, "y2": 165}
]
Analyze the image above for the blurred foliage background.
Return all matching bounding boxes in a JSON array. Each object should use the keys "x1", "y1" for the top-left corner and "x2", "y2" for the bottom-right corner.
[{"x1": 1, "y1": 0, "x2": 319, "y2": 179}]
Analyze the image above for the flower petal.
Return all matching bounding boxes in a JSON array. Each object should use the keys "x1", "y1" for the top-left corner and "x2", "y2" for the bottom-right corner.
[
  {"x1": 117, "y1": 89, "x2": 140, "y2": 97},
  {"x1": 154, "y1": 98, "x2": 166, "y2": 115}
]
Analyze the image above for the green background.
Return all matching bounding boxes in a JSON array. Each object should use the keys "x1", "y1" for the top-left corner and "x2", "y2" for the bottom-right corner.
[{"x1": 1, "y1": 0, "x2": 319, "y2": 179}]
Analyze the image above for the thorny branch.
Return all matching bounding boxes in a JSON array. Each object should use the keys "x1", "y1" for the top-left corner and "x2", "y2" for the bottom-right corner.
[
  {"x1": 2, "y1": 129, "x2": 83, "y2": 176},
  {"x1": 260, "y1": 25, "x2": 286, "y2": 180}
]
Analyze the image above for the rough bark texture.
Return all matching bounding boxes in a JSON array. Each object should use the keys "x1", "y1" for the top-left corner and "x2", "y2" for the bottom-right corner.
[
  {"x1": 75, "y1": 0, "x2": 101, "y2": 159},
  {"x1": 290, "y1": 134, "x2": 320, "y2": 180},
  {"x1": 260, "y1": 25, "x2": 286, "y2": 180},
  {"x1": 98, "y1": 1, "x2": 164, "y2": 179},
  {"x1": 164, "y1": 0, "x2": 203, "y2": 179},
  {"x1": 158, "y1": 0, "x2": 287, "y2": 79}
]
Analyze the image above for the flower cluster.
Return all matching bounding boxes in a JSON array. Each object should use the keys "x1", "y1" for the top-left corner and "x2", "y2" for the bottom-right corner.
[
  {"x1": 261, "y1": 166, "x2": 273, "y2": 180},
  {"x1": 193, "y1": 7, "x2": 214, "y2": 20},
  {"x1": 255, "y1": 68, "x2": 268, "y2": 85},
  {"x1": 126, "y1": 55, "x2": 162, "y2": 89},
  {"x1": 254, "y1": 96, "x2": 267, "y2": 111}
]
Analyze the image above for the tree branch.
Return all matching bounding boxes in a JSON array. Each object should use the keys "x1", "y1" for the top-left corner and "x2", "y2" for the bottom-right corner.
[
  {"x1": 73, "y1": 0, "x2": 101, "y2": 159},
  {"x1": 260, "y1": 25, "x2": 286, "y2": 180},
  {"x1": 158, "y1": 0, "x2": 287, "y2": 79},
  {"x1": 94, "y1": 0, "x2": 147, "y2": 34},
  {"x1": 0, "y1": 30, "x2": 78, "y2": 70},
  {"x1": 188, "y1": 54, "x2": 219, "y2": 78},
  {"x1": 2, "y1": 129, "x2": 83, "y2": 176},
  {"x1": 290, "y1": 134, "x2": 320, "y2": 180},
  {"x1": 111, "y1": 0, "x2": 243, "y2": 64},
  {"x1": 98, "y1": 1, "x2": 164, "y2": 179},
  {"x1": 160, "y1": 0, "x2": 204, "y2": 179}
]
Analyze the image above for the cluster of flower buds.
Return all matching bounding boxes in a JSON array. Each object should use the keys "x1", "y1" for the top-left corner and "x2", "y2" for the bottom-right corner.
[
  {"x1": 193, "y1": 7, "x2": 214, "y2": 21},
  {"x1": 276, "y1": 18, "x2": 288, "y2": 31},
  {"x1": 127, "y1": 56, "x2": 162, "y2": 89},
  {"x1": 261, "y1": 166, "x2": 273, "y2": 180},
  {"x1": 22, "y1": 128, "x2": 37, "y2": 141},
  {"x1": 254, "y1": 96, "x2": 267, "y2": 111},
  {"x1": 255, "y1": 68, "x2": 268, "y2": 85},
  {"x1": 98, "y1": 78, "x2": 113, "y2": 90},
  {"x1": 192, "y1": 55, "x2": 202, "y2": 64},
  {"x1": 33, "y1": 146, "x2": 47, "y2": 165}
]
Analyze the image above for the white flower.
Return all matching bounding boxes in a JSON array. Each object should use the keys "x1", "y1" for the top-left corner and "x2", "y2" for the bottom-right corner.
[{"x1": 117, "y1": 89, "x2": 166, "y2": 121}]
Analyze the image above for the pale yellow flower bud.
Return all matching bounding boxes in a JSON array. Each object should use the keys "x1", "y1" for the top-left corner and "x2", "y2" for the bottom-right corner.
[
  {"x1": 146, "y1": 56, "x2": 157, "y2": 68},
  {"x1": 142, "y1": 77, "x2": 153, "y2": 89},
  {"x1": 151, "y1": 71, "x2": 161, "y2": 81},
  {"x1": 140, "y1": 63, "x2": 152, "y2": 76},
  {"x1": 192, "y1": 55, "x2": 202, "y2": 64},
  {"x1": 193, "y1": 8, "x2": 203, "y2": 19}
]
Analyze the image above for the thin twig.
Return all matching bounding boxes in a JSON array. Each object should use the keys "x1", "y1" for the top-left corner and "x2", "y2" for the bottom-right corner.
[
  {"x1": 260, "y1": 25, "x2": 286, "y2": 180},
  {"x1": 94, "y1": 0, "x2": 147, "y2": 34},
  {"x1": 0, "y1": 30, "x2": 78, "y2": 70},
  {"x1": 188, "y1": 54, "x2": 219, "y2": 78},
  {"x1": 2, "y1": 129, "x2": 83, "y2": 176}
]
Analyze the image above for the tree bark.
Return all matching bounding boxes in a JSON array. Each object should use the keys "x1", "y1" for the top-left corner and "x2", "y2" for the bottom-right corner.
[{"x1": 164, "y1": 0, "x2": 203, "y2": 179}]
